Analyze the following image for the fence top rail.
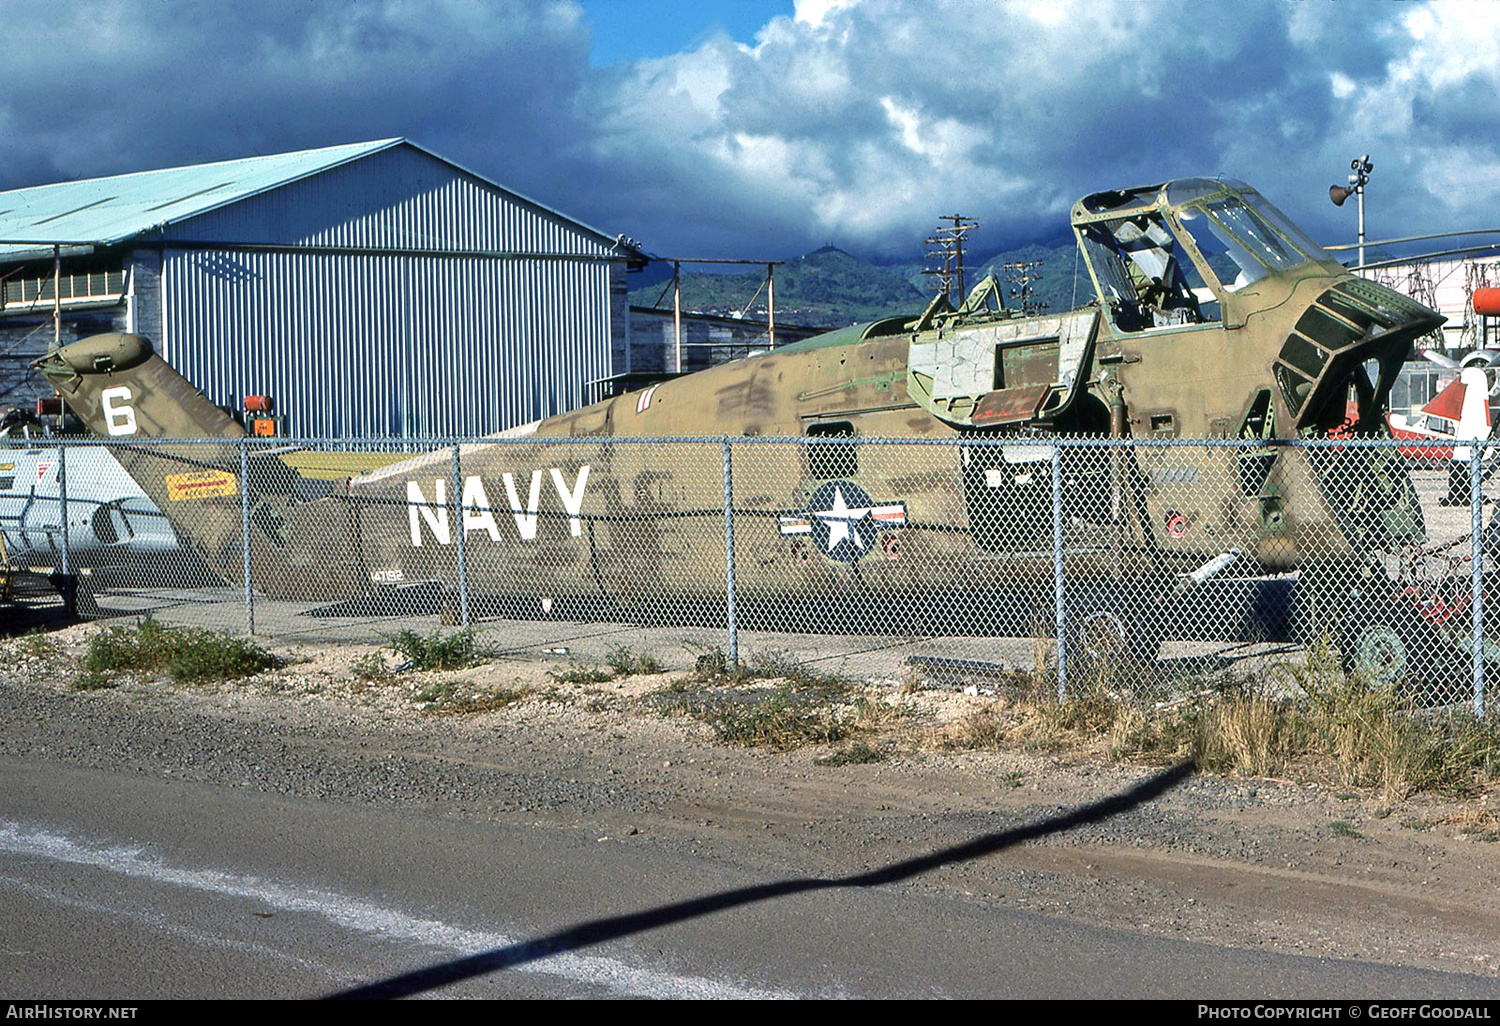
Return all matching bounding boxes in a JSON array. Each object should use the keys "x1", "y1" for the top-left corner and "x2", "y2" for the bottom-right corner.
[{"x1": 2, "y1": 434, "x2": 1491, "y2": 452}]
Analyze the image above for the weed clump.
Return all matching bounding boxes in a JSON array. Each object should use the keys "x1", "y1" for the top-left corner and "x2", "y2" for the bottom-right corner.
[
  {"x1": 350, "y1": 651, "x2": 391, "y2": 682},
  {"x1": 815, "y1": 741, "x2": 889, "y2": 766},
  {"x1": 1193, "y1": 691, "x2": 1306, "y2": 778},
  {"x1": 747, "y1": 649, "x2": 849, "y2": 694},
  {"x1": 84, "y1": 618, "x2": 178, "y2": 673},
  {"x1": 412, "y1": 680, "x2": 526, "y2": 715},
  {"x1": 692, "y1": 647, "x2": 849, "y2": 689},
  {"x1": 1272, "y1": 636, "x2": 1500, "y2": 801},
  {"x1": 545, "y1": 646, "x2": 664, "y2": 685},
  {"x1": 945, "y1": 703, "x2": 1011, "y2": 749},
  {"x1": 18, "y1": 629, "x2": 61, "y2": 660},
  {"x1": 606, "y1": 646, "x2": 662, "y2": 676},
  {"x1": 968, "y1": 633, "x2": 1500, "y2": 801},
  {"x1": 692, "y1": 647, "x2": 744, "y2": 681},
  {"x1": 654, "y1": 649, "x2": 899, "y2": 754},
  {"x1": 381, "y1": 627, "x2": 479, "y2": 671},
  {"x1": 703, "y1": 689, "x2": 850, "y2": 751},
  {"x1": 82, "y1": 618, "x2": 281, "y2": 685},
  {"x1": 70, "y1": 669, "x2": 116, "y2": 692},
  {"x1": 169, "y1": 634, "x2": 281, "y2": 684},
  {"x1": 549, "y1": 663, "x2": 615, "y2": 685}
]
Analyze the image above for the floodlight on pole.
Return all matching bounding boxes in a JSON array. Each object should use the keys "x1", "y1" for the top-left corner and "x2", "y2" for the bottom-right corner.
[{"x1": 1329, "y1": 154, "x2": 1373, "y2": 269}]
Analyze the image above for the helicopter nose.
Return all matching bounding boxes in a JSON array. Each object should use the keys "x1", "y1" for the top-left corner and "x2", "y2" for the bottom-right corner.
[{"x1": 1272, "y1": 278, "x2": 1444, "y2": 429}]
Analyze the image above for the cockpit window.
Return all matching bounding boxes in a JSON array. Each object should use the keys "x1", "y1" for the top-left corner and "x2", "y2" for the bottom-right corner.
[
  {"x1": 1076, "y1": 179, "x2": 1336, "y2": 334},
  {"x1": 1079, "y1": 211, "x2": 1218, "y2": 333},
  {"x1": 1204, "y1": 198, "x2": 1307, "y2": 270},
  {"x1": 1080, "y1": 184, "x2": 1163, "y2": 215},
  {"x1": 1174, "y1": 191, "x2": 1330, "y2": 293},
  {"x1": 1178, "y1": 204, "x2": 1270, "y2": 292}
]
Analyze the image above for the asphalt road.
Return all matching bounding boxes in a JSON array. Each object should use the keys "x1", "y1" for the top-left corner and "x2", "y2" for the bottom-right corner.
[{"x1": 4, "y1": 758, "x2": 1500, "y2": 1000}]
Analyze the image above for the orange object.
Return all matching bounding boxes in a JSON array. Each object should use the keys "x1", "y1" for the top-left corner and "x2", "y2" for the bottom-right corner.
[
  {"x1": 1474, "y1": 288, "x2": 1500, "y2": 317},
  {"x1": 244, "y1": 394, "x2": 274, "y2": 413},
  {"x1": 250, "y1": 417, "x2": 277, "y2": 437}
]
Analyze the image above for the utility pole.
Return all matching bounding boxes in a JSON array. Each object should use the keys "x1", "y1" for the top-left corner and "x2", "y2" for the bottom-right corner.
[
  {"x1": 922, "y1": 215, "x2": 978, "y2": 303},
  {"x1": 1004, "y1": 259, "x2": 1045, "y2": 315}
]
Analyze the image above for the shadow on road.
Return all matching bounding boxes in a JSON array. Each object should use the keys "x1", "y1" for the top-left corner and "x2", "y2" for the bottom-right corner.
[{"x1": 325, "y1": 760, "x2": 1196, "y2": 1000}]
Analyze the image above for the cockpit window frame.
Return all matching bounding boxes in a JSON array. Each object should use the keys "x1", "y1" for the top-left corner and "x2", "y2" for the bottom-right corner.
[
  {"x1": 1074, "y1": 206, "x2": 1220, "y2": 336},
  {"x1": 1074, "y1": 178, "x2": 1341, "y2": 334}
]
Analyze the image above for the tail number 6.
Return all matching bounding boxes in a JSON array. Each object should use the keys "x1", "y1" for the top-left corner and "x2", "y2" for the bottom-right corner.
[{"x1": 101, "y1": 386, "x2": 138, "y2": 436}]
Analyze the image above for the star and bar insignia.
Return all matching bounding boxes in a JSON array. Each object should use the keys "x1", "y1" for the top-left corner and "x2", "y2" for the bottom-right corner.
[{"x1": 778, "y1": 481, "x2": 906, "y2": 563}]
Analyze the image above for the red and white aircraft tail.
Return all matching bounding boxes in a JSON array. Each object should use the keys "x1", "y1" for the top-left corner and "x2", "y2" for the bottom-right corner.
[{"x1": 1388, "y1": 357, "x2": 1494, "y2": 463}]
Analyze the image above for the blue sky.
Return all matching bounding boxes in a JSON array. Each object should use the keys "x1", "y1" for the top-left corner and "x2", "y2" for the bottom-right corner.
[
  {"x1": 578, "y1": 0, "x2": 793, "y2": 65},
  {"x1": 0, "y1": 1, "x2": 1496, "y2": 264}
]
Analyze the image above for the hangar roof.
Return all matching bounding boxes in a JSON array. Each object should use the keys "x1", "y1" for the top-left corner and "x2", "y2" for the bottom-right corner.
[{"x1": 0, "y1": 138, "x2": 637, "y2": 263}]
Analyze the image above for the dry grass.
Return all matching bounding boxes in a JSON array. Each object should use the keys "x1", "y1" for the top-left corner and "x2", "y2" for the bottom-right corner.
[
  {"x1": 925, "y1": 635, "x2": 1500, "y2": 803},
  {"x1": 1195, "y1": 693, "x2": 1307, "y2": 779},
  {"x1": 943, "y1": 702, "x2": 1011, "y2": 749},
  {"x1": 1408, "y1": 807, "x2": 1500, "y2": 841}
]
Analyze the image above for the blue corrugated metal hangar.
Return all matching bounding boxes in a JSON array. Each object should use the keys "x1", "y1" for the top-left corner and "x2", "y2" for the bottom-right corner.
[{"x1": 0, "y1": 139, "x2": 645, "y2": 437}]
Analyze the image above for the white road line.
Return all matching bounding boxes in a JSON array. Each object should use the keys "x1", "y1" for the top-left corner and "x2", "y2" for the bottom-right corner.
[
  {"x1": 0, "y1": 872, "x2": 359, "y2": 983},
  {"x1": 0, "y1": 820, "x2": 800, "y2": 999}
]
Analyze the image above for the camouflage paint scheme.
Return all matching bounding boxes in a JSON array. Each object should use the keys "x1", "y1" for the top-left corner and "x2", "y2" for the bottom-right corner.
[{"x1": 33, "y1": 179, "x2": 1444, "y2": 641}]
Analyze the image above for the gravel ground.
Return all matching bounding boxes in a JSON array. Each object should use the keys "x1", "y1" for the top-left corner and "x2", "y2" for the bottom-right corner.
[{"x1": 5, "y1": 620, "x2": 1500, "y2": 981}]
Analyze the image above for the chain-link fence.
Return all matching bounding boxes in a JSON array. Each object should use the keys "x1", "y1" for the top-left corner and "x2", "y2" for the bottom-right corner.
[{"x1": 3, "y1": 432, "x2": 1496, "y2": 711}]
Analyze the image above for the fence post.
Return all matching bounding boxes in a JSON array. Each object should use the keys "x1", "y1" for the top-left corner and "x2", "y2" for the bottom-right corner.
[
  {"x1": 451, "y1": 443, "x2": 470, "y2": 628},
  {"x1": 1052, "y1": 442, "x2": 1067, "y2": 700},
  {"x1": 239, "y1": 440, "x2": 255, "y2": 636},
  {"x1": 1472, "y1": 446, "x2": 1486, "y2": 716},
  {"x1": 57, "y1": 442, "x2": 70, "y2": 580},
  {"x1": 722, "y1": 438, "x2": 738, "y2": 667}
]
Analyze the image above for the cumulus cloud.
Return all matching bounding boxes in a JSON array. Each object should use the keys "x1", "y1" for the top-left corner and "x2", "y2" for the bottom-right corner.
[
  {"x1": 584, "y1": 0, "x2": 1500, "y2": 257},
  {"x1": 0, "y1": 1, "x2": 593, "y2": 208},
  {"x1": 0, "y1": 1, "x2": 1496, "y2": 260}
]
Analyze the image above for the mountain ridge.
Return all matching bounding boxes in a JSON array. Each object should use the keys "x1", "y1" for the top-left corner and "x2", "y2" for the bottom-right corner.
[{"x1": 630, "y1": 240, "x2": 1087, "y2": 329}]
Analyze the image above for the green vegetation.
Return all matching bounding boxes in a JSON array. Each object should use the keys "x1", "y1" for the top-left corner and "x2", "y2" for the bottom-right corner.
[
  {"x1": 630, "y1": 241, "x2": 1087, "y2": 330},
  {"x1": 544, "y1": 647, "x2": 662, "y2": 686},
  {"x1": 70, "y1": 669, "x2": 115, "y2": 691},
  {"x1": 412, "y1": 680, "x2": 527, "y2": 716},
  {"x1": 652, "y1": 649, "x2": 911, "y2": 753},
  {"x1": 606, "y1": 646, "x2": 662, "y2": 677},
  {"x1": 698, "y1": 689, "x2": 851, "y2": 751},
  {"x1": 692, "y1": 646, "x2": 849, "y2": 692},
  {"x1": 966, "y1": 242, "x2": 1084, "y2": 316},
  {"x1": 380, "y1": 627, "x2": 479, "y2": 671},
  {"x1": 349, "y1": 651, "x2": 391, "y2": 682},
  {"x1": 17, "y1": 628, "x2": 61, "y2": 660},
  {"x1": 631, "y1": 247, "x2": 929, "y2": 328},
  {"x1": 82, "y1": 617, "x2": 281, "y2": 685},
  {"x1": 692, "y1": 647, "x2": 739, "y2": 680},
  {"x1": 745, "y1": 649, "x2": 849, "y2": 693},
  {"x1": 549, "y1": 663, "x2": 615, "y2": 685}
]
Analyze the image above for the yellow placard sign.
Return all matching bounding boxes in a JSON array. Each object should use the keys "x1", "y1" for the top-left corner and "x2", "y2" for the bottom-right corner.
[{"x1": 165, "y1": 469, "x2": 238, "y2": 501}]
